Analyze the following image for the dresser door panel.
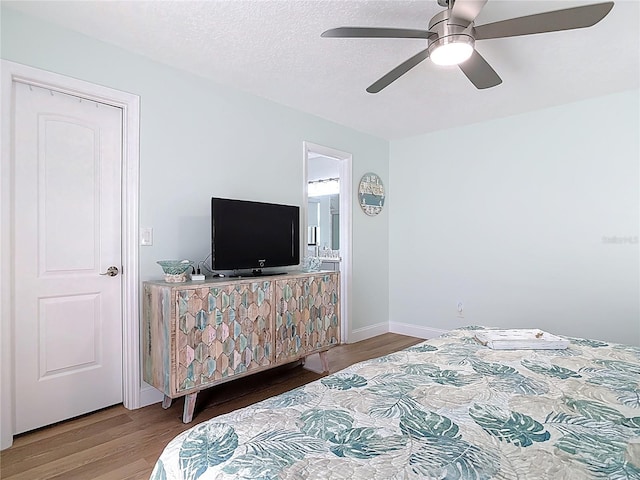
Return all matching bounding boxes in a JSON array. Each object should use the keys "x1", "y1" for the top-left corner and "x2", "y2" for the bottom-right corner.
[
  {"x1": 275, "y1": 273, "x2": 340, "y2": 363},
  {"x1": 174, "y1": 281, "x2": 273, "y2": 394}
]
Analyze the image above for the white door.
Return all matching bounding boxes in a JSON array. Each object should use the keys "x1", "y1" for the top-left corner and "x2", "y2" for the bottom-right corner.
[{"x1": 13, "y1": 81, "x2": 123, "y2": 434}]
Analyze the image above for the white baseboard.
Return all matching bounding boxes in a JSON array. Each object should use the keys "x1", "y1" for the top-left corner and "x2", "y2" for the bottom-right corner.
[
  {"x1": 138, "y1": 384, "x2": 163, "y2": 408},
  {"x1": 389, "y1": 321, "x2": 448, "y2": 340},
  {"x1": 347, "y1": 322, "x2": 389, "y2": 343}
]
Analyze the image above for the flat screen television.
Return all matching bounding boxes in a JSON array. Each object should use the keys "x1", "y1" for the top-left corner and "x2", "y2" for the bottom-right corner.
[{"x1": 211, "y1": 197, "x2": 300, "y2": 274}]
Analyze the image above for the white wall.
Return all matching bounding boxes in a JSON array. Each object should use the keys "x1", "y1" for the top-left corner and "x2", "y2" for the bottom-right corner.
[{"x1": 389, "y1": 90, "x2": 640, "y2": 345}]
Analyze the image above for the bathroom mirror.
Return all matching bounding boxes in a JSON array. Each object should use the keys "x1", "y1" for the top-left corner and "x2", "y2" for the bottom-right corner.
[{"x1": 307, "y1": 194, "x2": 339, "y2": 253}]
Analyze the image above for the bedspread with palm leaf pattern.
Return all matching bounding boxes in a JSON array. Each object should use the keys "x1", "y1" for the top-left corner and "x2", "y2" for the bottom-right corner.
[{"x1": 150, "y1": 326, "x2": 640, "y2": 479}]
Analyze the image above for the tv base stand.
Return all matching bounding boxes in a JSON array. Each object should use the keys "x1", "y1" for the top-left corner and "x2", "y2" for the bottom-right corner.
[{"x1": 228, "y1": 269, "x2": 287, "y2": 277}]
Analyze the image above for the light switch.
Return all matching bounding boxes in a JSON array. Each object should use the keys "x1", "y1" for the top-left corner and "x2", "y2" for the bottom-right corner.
[{"x1": 140, "y1": 227, "x2": 153, "y2": 246}]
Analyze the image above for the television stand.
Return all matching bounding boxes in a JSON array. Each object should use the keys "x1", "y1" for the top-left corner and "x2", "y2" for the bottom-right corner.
[{"x1": 142, "y1": 271, "x2": 341, "y2": 423}]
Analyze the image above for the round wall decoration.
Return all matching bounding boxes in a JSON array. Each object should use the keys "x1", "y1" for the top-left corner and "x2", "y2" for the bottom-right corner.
[{"x1": 358, "y1": 172, "x2": 385, "y2": 216}]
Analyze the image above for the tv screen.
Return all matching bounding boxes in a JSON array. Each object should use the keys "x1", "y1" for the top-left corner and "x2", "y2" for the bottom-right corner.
[{"x1": 211, "y1": 197, "x2": 300, "y2": 273}]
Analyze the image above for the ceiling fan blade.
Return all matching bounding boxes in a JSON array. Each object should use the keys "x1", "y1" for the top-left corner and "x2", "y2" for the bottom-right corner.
[
  {"x1": 367, "y1": 48, "x2": 430, "y2": 93},
  {"x1": 451, "y1": 0, "x2": 488, "y2": 23},
  {"x1": 475, "y1": 2, "x2": 614, "y2": 40},
  {"x1": 321, "y1": 27, "x2": 435, "y2": 39},
  {"x1": 458, "y1": 50, "x2": 502, "y2": 89}
]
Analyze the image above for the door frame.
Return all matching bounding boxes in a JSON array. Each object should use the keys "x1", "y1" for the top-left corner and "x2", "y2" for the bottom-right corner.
[
  {"x1": 303, "y1": 142, "x2": 352, "y2": 343},
  {"x1": 1, "y1": 60, "x2": 140, "y2": 449}
]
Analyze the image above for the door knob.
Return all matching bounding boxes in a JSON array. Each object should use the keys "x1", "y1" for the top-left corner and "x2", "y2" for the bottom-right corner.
[{"x1": 100, "y1": 266, "x2": 119, "y2": 277}]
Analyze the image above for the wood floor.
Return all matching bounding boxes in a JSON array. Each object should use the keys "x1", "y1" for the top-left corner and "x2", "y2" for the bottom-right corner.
[{"x1": 1, "y1": 333, "x2": 421, "y2": 480}]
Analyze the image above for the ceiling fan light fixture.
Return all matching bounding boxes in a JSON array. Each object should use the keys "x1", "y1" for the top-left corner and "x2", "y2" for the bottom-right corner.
[{"x1": 429, "y1": 36, "x2": 474, "y2": 66}]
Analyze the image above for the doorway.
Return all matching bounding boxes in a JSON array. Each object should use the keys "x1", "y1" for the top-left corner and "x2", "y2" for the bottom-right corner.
[
  {"x1": 303, "y1": 142, "x2": 352, "y2": 343},
  {"x1": 0, "y1": 60, "x2": 140, "y2": 449}
]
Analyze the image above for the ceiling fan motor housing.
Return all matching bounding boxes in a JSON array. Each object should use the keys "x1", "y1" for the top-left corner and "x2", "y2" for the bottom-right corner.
[{"x1": 427, "y1": 10, "x2": 475, "y2": 59}]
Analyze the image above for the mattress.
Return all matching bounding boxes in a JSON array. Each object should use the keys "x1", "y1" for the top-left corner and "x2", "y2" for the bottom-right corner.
[{"x1": 150, "y1": 326, "x2": 640, "y2": 479}]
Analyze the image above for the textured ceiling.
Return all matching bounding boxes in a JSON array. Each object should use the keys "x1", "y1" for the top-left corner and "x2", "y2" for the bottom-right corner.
[{"x1": 6, "y1": 0, "x2": 639, "y2": 140}]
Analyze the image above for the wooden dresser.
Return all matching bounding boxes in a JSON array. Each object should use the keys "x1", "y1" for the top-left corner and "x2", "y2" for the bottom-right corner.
[{"x1": 142, "y1": 271, "x2": 340, "y2": 422}]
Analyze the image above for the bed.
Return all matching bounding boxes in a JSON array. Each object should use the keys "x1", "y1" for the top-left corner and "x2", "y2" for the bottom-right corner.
[{"x1": 150, "y1": 326, "x2": 640, "y2": 479}]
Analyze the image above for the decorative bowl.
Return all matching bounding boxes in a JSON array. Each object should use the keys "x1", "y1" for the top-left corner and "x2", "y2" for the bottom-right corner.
[{"x1": 157, "y1": 260, "x2": 193, "y2": 283}]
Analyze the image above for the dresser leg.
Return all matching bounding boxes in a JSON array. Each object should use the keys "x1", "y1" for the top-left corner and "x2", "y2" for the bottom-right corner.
[
  {"x1": 319, "y1": 351, "x2": 330, "y2": 373},
  {"x1": 182, "y1": 393, "x2": 198, "y2": 423},
  {"x1": 162, "y1": 395, "x2": 172, "y2": 409}
]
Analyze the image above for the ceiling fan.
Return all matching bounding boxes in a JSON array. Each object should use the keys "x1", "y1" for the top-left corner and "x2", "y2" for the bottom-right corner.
[{"x1": 321, "y1": 0, "x2": 614, "y2": 93}]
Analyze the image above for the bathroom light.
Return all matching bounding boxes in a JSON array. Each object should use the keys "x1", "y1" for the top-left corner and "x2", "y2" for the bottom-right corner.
[
  {"x1": 430, "y1": 41, "x2": 474, "y2": 66},
  {"x1": 308, "y1": 178, "x2": 339, "y2": 197}
]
